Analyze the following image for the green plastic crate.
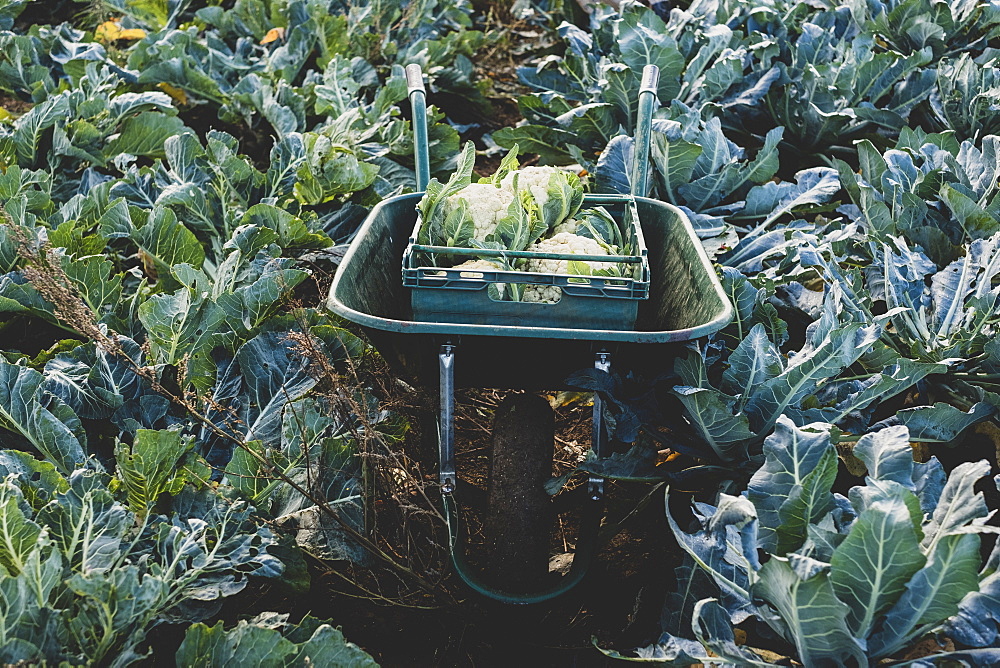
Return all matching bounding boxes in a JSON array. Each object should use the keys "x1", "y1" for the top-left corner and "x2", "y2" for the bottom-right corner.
[{"x1": 402, "y1": 194, "x2": 649, "y2": 330}]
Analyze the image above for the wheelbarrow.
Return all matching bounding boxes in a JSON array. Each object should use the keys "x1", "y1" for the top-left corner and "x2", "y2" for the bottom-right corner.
[{"x1": 326, "y1": 64, "x2": 733, "y2": 604}]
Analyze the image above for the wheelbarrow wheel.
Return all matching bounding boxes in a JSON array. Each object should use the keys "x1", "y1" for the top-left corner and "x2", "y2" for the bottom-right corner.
[{"x1": 485, "y1": 393, "x2": 555, "y2": 591}]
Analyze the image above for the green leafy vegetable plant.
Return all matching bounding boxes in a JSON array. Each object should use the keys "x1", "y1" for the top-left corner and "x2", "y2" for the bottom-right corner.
[{"x1": 606, "y1": 418, "x2": 1000, "y2": 666}]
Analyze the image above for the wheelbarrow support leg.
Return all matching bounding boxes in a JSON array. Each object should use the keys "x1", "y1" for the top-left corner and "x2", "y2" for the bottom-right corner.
[
  {"x1": 439, "y1": 343, "x2": 456, "y2": 494},
  {"x1": 589, "y1": 351, "x2": 611, "y2": 502}
]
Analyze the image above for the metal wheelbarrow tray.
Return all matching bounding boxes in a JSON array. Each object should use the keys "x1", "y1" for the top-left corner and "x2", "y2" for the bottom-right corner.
[
  {"x1": 325, "y1": 64, "x2": 732, "y2": 604},
  {"x1": 326, "y1": 192, "x2": 733, "y2": 389}
]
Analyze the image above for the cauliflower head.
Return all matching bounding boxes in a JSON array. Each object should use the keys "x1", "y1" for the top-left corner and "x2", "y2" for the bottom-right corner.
[
  {"x1": 442, "y1": 183, "x2": 515, "y2": 241},
  {"x1": 451, "y1": 259, "x2": 502, "y2": 274},
  {"x1": 450, "y1": 259, "x2": 506, "y2": 299},
  {"x1": 522, "y1": 284, "x2": 562, "y2": 304},
  {"x1": 552, "y1": 219, "x2": 579, "y2": 235},
  {"x1": 523, "y1": 233, "x2": 613, "y2": 274},
  {"x1": 500, "y1": 166, "x2": 564, "y2": 212}
]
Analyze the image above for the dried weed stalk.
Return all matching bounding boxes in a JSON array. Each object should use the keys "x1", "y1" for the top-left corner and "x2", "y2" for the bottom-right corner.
[{"x1": 283, "y1": 309, "x2": 456, "y2": 606}]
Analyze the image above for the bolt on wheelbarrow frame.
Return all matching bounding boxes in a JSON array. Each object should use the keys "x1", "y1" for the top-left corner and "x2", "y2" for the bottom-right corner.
[{"x1": 325, "y1": 64, "x2": 734, "y2": 604}]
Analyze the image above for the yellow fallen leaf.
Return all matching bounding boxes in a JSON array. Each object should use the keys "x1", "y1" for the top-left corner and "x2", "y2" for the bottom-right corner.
[
  {"x1": 95, "y1": 19, "x2": 146, "y2": 43},
  {"x1": 548, "y1": 390, "x2": 593, "y2": 409},
  {"x1": 261, "y1": 27, "x2": 285, "y2": 44},
  {"x1": 158, "y1": 83, "x2": 188, "y2": 106}
]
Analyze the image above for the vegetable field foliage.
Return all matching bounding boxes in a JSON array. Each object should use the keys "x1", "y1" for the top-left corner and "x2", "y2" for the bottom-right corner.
[
  {"x1": 1, "y1": 0, "x2": 1000, "y2": 664},
  {"x1": 0, "y1": 0, "x2": 480, "y2": 663},
  {"x1": 512, "y1": 0, "x2": 1000, "y2": 662}
]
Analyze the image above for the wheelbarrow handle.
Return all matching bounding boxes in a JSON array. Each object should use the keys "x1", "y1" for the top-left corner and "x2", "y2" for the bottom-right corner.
[
  {"x1": 405, "y1": 64, "x2": 431, "y2": 191},
  {"x1": 631, "y1": 64, "x2": 660, "y2": 198}
]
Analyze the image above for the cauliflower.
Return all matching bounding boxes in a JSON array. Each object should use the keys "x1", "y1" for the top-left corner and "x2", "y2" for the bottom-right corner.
[
  {"x1": 522, "y1": 284, "x2": 562, "y2": 303},
  {"x1": 500, "y1": 166, "x2": 563, "y2": 212},
  {"x1": 522, "y1": 233, "x2": 614, "y2": 274},
  {"x1": 448, "y1": 258, "x2": 506, "y2": 299},
  {"x1": 552, "y1": 219, "x2": 579, "y2": 235},
  {"x1": 450, "y1": 259, "x2": 502, "y2": 275},
  {"x1": 441, "y1": 183, "x2": 515, "y2": 241}
]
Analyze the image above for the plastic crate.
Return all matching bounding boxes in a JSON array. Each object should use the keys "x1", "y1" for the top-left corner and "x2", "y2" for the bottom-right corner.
[{"x1": 402, "y1": 194, "x2": 649, "y2": 330}]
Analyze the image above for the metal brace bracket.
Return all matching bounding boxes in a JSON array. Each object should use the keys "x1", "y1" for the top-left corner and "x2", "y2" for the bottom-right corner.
[
  {"x1": 588, "y1": 351, "x2": 611, "y2": 502},
  {"x1": 438, "y1": 343, "x2": 456, "y2": 494}
]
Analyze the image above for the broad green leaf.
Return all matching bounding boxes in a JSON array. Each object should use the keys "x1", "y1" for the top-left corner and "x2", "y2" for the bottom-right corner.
[
  {"x1": 138, "y1": 287, "x2": 231, "y2": 390},
  {"x1": 775, "y1": 447, "x2": 838, "y2": 555},
  {"x1": 747, "y1": 417, "x2": 835, "y2": 554},
  {"x1": 667, "y1": 494, "x2": 756, "y2": 609},
  {"x1": 830, "y1": 494, "x2": 926, "y2": 638},
  {"x1": 418, "y1": 141, "x2": 476, "y2": 241},
  {"x1": 105, "y1": 111, "x2": 187, "y2": 160},
  {"x1": 740, "y1": 167, "x2": 840, "y2": 228},
  {"x1": 132, "y1": 206, "x2": 205, "y2": 273},
  {"x1": 940, "y1": 183, "x2": 999, "y2": 239},
  {"x1": 745, "y1": 323, "x2": 881, "y2": 433},
  {"x1": 692, "y1": 599, "x2": 778, "y2": 667},
  {"x1": 0, "y1": 361, "x2": 87, "y2": 474},
  {"x1": 853, "y1": 424, "x2": 914, "y2": 486},
  {"x1": 921, "y1": 459, "x2": 992, "y2": 553},
  {"x1": 288, "y1": 619, "x2": 379, "y2": 666},
  {"x1": 650, "y1": 129, "x2": 702, "y2": 204},
  {"x1": 721, "y1": 323, "x2": 782, "y2": 403},
  {"x1": 0, "y1": 451, "x2": 68, "y2": 509},
  {"x1": 35, "y1": 470, "x2": 130, "y2": 573},
  {"x1": 945, "y1": 569, "x2": 1000, "y2": 648},
  {"x1": 595, "y1": 135, "x2": 639, "y2": 195},
  {"x1": 0, "y1": 482, "x2": 42, "y2": 575},
  {"x1": 753, "y1": 558, "x2": 865, "y2": 667},
  {"x1": 43, "y1": 345, "x2": 124, "y2": 420},
  {"x1": 600, "y1": 62, "x2": 637, "y2": 129},
  {"x1": 114, "y1": 429, "x2": 192, "y2": 517},
  {"x1": 60, "y1": 256, "x2": 122, "y2": 320},
  {"x1": 176, "y1": 616, "x2": 377, "y2": 667},
  {"x1": 493, "y1": 125, "x2": 574, "y2": 165},
  {"x1": 870, "y1": 533, "x2": 981, "y2": 658},
  {"x1": 670, "y1": 386, "x2": 754, "y2": 462},
  {"x1": 536, "y1": 170, "x2": 583, "y2": 231},
  {"x1": 223, "y1": 440, "x2": 266, "y2": 500},
  {"x1": 793, "y1": 359, "x2": 945, "y2": 427},
  {"x1": 12, "y1": 93, "x2": 70, "y2": 164},
  {"x1": 615, "y1": 3, "x2": 684, "y2": 102},
  {"x1": 888, "y1": 401, "x2": 994, "y2": 442},
  {"x1": 293, "y1": 133, "x2": 378, "y2": 205}
]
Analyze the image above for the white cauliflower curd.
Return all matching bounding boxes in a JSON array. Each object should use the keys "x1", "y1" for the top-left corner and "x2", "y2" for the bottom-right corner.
[
  {"x1": 522, "y1": 284, "x2": 562, "y2": 303},
  {"x1": 500, "y1": 166, "x2": 564, "y2": 211},
  {"x1": 520, "y1": 232, "x2": 613, "y2": 304},
  {"x1": 449, "y1": 259, "x2": 506, "y2": 299},
  {"x1": 551, "y1": 219, "x2": 579, "y2": 235},
  {"x1": 450, "y1": 259, "x2": 503, "y2": 275},
  {"x1": 523, "y1": 233, "x2": 613, "y2": 274},
  {"x1": 441, "y1": 183, "x2": 515, "y2": 241}
]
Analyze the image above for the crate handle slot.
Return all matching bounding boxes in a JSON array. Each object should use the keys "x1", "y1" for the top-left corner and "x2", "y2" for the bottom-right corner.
[
  {"x1": 631, "y1": 64, "x2": 659, "y2": 198},
  {"x1": 406, "y1": 64, "x2": 431, "y2": 192}
]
